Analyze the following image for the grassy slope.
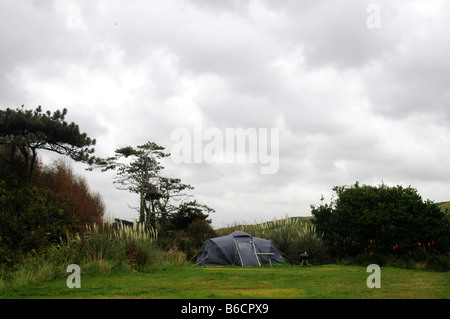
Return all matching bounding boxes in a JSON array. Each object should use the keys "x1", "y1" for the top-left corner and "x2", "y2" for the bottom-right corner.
[
  {"x1": 2, "y1": 264, "x2": 448, "y2": 299},
  {"x1": 215, "y1": 215, "x2": 315, "y2": 236},
  {"x1": 436, "y1": 201, "x2": 450, "y2": 214}
]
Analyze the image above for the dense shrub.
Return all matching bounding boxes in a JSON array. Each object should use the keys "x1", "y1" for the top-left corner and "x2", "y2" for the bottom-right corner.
[
  {"x1": 159, "y1": 219, "x2": 216, "y2": 261},
  {"x1": 0, "y1": 180, "x2": 79, "y2": 265},
  {"x1": 36, "y1": 159, "x2": 105, "y2": 226},
  {"x1": 311, "y1": 182, "x2": 450, "y2": 265},
  {"x1": 155, "y1": 200, "x2": 216, "y2": 261},
  {"x1": 0, "y1": 156, "x2": 105, "y2": 266}
]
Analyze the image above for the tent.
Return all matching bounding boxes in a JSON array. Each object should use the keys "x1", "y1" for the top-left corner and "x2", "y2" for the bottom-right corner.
[{"x1": 195, "y1": 231, "x2": 285, "y2": 267}]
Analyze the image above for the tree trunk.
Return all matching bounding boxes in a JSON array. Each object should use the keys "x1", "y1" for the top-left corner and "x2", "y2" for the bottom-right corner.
[{"x1": 29, "y1": 147, "x2": 37, "y2": 182}]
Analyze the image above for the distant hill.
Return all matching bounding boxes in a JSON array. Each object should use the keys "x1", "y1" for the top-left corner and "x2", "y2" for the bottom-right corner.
[
  {"x1": 215, "y1": 215, "x2": 314, "y2": 235},
  {"x1": 436, "y1": 201, "x2": 450, "y2": 214}
]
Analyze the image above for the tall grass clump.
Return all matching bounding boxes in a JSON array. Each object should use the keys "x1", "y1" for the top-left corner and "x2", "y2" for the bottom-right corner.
[
  {"x1": 70, "y1": 219, "x2": 161, "y2": 271},
  {"x1": 0, "y1": 215, "x2": 189, "y2": 294},
  {"x1": 113, "y1": 220, "x2": 158, "y2": 244},
  {"x1": 1, "y1": 217, "x2": 163, "y2": 292},
  {"x1": 293, "y1": 224, "x2": 331, "y2": 265}
]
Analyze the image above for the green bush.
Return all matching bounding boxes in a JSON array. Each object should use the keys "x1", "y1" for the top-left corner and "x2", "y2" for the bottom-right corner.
[
  {"x1": 311, "y1": 182, "x2": 450, "y2": 264},
  {"x1": 0, "y1": 180, "x2": 79, "y2": 265},
  {"x1": 158, "y1": 218, "x2": 216, "y2": 261}
]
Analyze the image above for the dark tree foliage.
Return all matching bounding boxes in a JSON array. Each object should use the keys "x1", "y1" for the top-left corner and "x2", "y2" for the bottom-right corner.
[
  {"x1": 0, "y1": 105, "x2": 96, "y2": 181},
  {"x1": 167, "y1": 200, "x2": 214, "y2": 231},
  {"x1": 311, "y1": 182, "x2": 450, "y2": 259}
]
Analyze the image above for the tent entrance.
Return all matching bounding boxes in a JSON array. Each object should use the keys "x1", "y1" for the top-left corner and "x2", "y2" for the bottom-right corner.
[{"x1": 234, "y1": 239, "x2": 260, "y2": 267}]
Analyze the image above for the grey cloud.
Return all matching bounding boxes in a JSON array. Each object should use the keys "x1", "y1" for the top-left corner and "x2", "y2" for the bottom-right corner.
[
  {"x1": 2, "y1": 0, "x2": 450, "y2": 226},
  {"x1": 360, "y1": 1, "x2": 450, "y2": 121},
  {"x1": 255, "y1": 0, "x2": 401, "y2": 69},
  {"x1": 363, "y1": 43, "x2": 450, "y2": 121}
]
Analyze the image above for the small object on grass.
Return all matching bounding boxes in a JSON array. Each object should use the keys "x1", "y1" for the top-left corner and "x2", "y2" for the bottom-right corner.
[{"x1": 300, "y1": 252, "x2": 309, "y2": 266}]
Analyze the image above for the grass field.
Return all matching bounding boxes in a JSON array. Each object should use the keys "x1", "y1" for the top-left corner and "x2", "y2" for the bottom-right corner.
[{"x1": 1, "y1": 264, "x2": 448, "y2": 299}]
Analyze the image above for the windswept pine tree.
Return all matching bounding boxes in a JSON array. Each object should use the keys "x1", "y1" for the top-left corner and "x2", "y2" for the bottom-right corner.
[
  {"x1": 90, "y1": 141, "x2": 213, "y2": 229},
  {"x1": 0, "y1": 105, "x2": 96, "y2": 181}
]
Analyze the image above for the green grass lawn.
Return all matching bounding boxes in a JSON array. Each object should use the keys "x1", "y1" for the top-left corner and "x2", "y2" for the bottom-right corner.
[{"x1": 2, "y1": 264, "x2": 449, "y2": 299}]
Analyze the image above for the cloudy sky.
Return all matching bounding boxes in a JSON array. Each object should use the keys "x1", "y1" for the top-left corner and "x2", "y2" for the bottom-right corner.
[{"x1": 1, "y1": 0, "x2": 449, "y2": 228}]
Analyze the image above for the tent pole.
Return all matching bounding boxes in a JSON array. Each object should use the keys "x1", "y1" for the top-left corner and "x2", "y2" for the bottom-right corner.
[
  {"x1": 252, "y1": 241, "x2": 261, "y2": 267},
  {"x1": 234, "y1": 239, "x2": 244, "y2": 266}
]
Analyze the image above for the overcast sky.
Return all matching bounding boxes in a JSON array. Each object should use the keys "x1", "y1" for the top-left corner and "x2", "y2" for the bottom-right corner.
[{"x1": 1, "y1": 0, "x2": 449, "y2": 228}]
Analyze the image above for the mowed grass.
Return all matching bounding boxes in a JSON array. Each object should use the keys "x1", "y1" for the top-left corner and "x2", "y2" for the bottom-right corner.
[{"x1": 2, "y1": 264, "x2": 449, "y2": 299}]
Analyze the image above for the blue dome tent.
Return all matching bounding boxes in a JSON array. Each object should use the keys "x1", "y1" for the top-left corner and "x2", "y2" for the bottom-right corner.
[{"x1": 195, "y1": 231, "x2": 285, "y2": 267}]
